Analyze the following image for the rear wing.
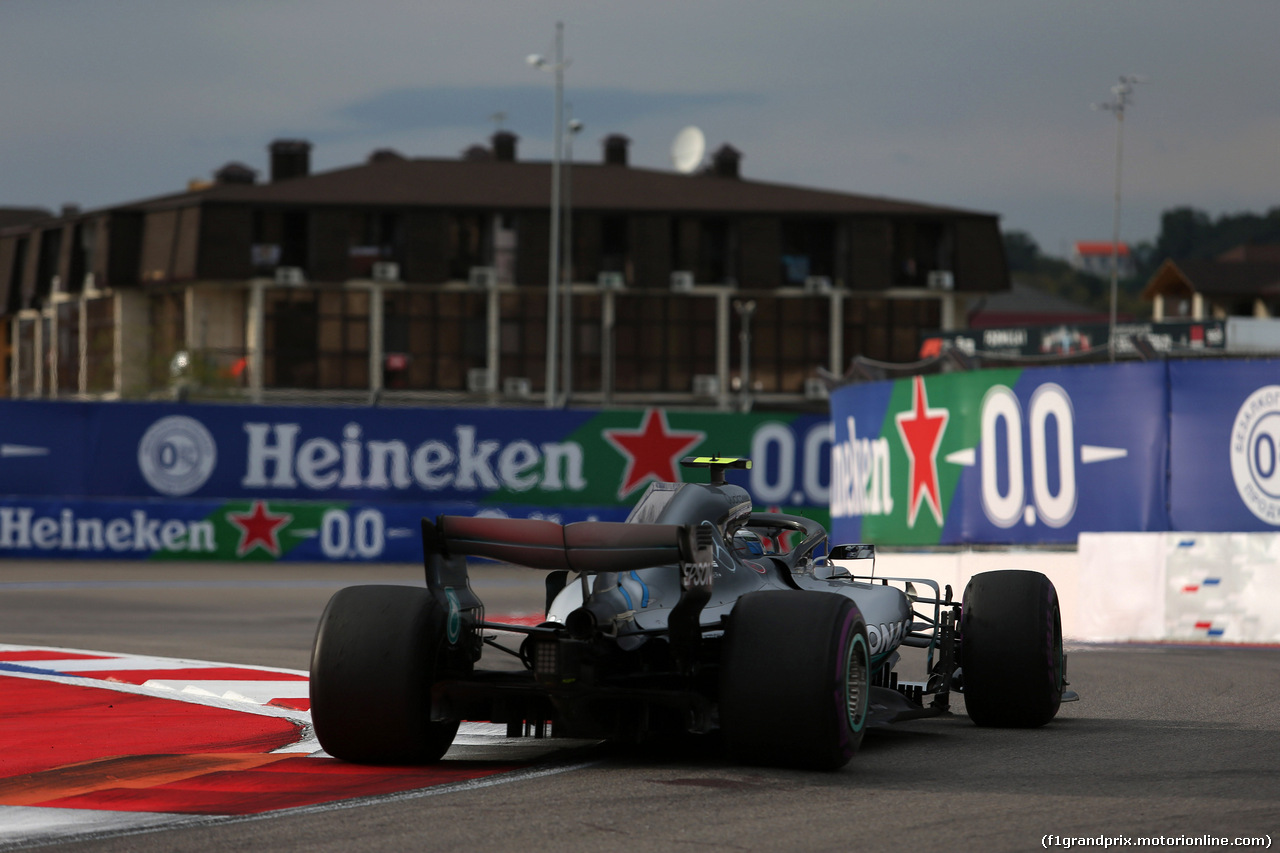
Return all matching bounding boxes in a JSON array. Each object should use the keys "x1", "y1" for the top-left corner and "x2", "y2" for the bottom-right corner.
[
  {"x1": 421, "y1": 515, "x2": 716, "y2": 672},
  {"x1": 426, "y1": 515, "x2": 694, "y2": 574}
]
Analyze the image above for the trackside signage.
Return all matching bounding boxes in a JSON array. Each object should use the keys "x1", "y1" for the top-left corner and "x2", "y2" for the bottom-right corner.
[
  {"x1": 1168, "y1": 361, "x2": 1280, "y2": 530},
  {"x1": 0, "y1": 402, "x2": 831, "y2": 561},
  {"x1": 830, "y1": 358, "x2": 1280, "y2": 545}
]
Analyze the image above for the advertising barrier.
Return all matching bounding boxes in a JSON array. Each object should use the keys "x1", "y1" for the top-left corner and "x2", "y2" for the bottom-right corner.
[
  {"x1": 1168, "y1": 360, "x2": 1280, "y2": 531},
  {"x1": 831, "y1": 358, "x2": 1280, "y2": 545},
  {"x1": 5, "y1": 357, "x2": 1277, "y2": 557},
  {"x1": 830, "y1": 362, "x2": 1169, "y2": 545},
  {"x1": 0, "y1": 402, "x2": 832, "y2": 561},
  {"x1": 928, "y1": 319, "x2": 1226, "y2": 358}
]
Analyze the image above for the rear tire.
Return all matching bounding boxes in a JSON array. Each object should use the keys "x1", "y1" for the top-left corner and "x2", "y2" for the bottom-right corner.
[
  {"x1": 720, "y1": 591, "x2": 870, "y2": 770},
  {"x1": 961, "y1": 570, "x2": 1064, "y2": 727},
  {"x1": 310, "y1": 585, "x2": 461, "y2": 763}
]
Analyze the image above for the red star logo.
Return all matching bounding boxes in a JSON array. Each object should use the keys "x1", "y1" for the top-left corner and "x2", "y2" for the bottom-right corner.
[
  {"x1": 227, "y1": 500, "x2": 293, "y2": 557},
  {"x1": 894, "y1": 376, "x2": 949, "y2": 528},
  {"x1": 603, "y1": 409, "x2": 704, "y2": 499}
]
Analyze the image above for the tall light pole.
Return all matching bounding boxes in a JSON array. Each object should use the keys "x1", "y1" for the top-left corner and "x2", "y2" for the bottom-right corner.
[
  {"x1": 562, "y1": 114, "x2": 583, "y2": 405},
  {"x1": 528, "y1": 22, "x2": 568, "y2": 407},
  {"x1": 1094, "y1": 74, "x2": 1145, "y2": 361},
  {"x1": 734, "y1": 299, "x2": 756, "y2": 414}
]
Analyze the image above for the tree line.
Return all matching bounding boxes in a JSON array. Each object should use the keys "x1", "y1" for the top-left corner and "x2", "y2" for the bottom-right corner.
[{"x1": 1003, "y1": 205, "x2": 1280, "y2": 318}]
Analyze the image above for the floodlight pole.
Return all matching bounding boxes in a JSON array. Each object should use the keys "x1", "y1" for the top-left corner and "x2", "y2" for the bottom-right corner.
[
  {"x1": 529, "y1": 22, "x2": 566, "y2": 407},
  {"x1": 1096, "y1": 75, "x2": 1143, "y2": 362},
  {"x1": 562, "y1": 113, "x2": 583, "y2": 406},
  {"x1": 1107, "y1": 92, "x2": 1125, "y2": 362},
  {"x1": 735, "y1": 299, "x2": 756, "y2": 413}
]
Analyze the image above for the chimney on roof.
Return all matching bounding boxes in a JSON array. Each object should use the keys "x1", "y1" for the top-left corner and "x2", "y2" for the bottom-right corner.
[
  {"x1": 710, "y1": 144, "x2": 741, "y2": 179},
  {"x1": 461, "y1": 144, "x2": 492, "y2": 161},
  {"x1": 269, "y1": 139, "x2": 312, "y2": 182},
  {"x1": 368, "y1": 148, "x2": 406, "y2": 164},
  {"x1": 491, "y1": 131, "x2": 518, "y2": 163},
  {"x1": 214, "y1": 162, "x2": 257, "y2": 185},
  {"x1": 602, "y1": 134, "x2": 630, "y2": 166}
]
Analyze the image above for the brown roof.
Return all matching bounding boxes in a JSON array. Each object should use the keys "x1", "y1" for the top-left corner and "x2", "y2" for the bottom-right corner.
[
  {"x1": 1217, "y1": 244, "x2": 1280, "y2": 263},
  {"x1": 0, "y1": 207, "x2": 53, "y2": 229},
  {"x1": 1143, "y1": 258, "x2": 1280, "y2": 300},
  {"x1": 123, "y1": 157, "x2": 994, "y2": 219}
]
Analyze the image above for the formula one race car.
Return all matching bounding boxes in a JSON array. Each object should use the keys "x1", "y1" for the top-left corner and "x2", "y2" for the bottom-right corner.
[{"x1": 310, "y1": 456, "x2": 1075, "y2": 771}]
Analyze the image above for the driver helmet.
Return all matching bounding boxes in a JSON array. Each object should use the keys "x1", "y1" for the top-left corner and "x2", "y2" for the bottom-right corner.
[{"x1": 732, "y1": 528, "x2": 765, "y2": 557}]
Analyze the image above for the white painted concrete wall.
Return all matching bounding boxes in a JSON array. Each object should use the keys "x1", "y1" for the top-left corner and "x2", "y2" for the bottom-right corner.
[{"x1": 872, "y1": 533, "x2": 1280, "y2": 644}]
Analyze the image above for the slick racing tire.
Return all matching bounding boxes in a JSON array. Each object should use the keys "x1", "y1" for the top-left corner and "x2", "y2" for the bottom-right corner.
[
  {"x1": 720, "y1": 590, "x2": 870, "y2": 770},
  {"x1": 310, "y1": 585, "x2": 461, "y2": 763},
  {"x1": 960, "y1": 570, "x2": 1064, "y2": 728}
]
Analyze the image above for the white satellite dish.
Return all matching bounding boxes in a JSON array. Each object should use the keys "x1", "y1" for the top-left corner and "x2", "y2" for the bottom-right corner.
[{"x1": 671, "y1": 126, "x2": 706, "y2": 174}]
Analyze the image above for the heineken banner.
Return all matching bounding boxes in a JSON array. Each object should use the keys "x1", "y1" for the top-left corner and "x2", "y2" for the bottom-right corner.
[
  {"x1": 830, "y1": 358, "x2": 1280, "y2": 545},
  {"x1": 829, "y1": 362, "x2": 1172, "y2": 545},
  {"x1": 0, "y1": 401, "x2": 831, "y2": 561}
]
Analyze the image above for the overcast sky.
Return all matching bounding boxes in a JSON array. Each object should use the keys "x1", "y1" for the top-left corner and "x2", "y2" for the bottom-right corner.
[{"x1": 2, "y1": 1, "x2": 1276, "y2": 257}]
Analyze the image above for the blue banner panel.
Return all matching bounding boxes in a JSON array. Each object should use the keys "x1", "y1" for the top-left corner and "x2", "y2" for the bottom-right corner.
[
  {"x1": 829, "y1": 362, "x2": 1170, "y2": 546},
  {"x1": 0, "y1": 400, "x2": 831, "y2": 561},
  {"x1": 1168, "y1": 359, "x2": 1280, "y2": 531},
  {"x1": 0, "y1": 498, "x2": 631, "y2": 562}
]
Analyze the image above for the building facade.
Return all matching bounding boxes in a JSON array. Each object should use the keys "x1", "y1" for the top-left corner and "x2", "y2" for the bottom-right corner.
[
  {"x1": 1069, "y1": 241, "x2": 1135, "y2": 279},
  {"x1": 1, "y1": 135, "x2": 1010, "y2": 408},
  {"x1": 1143, "y1": 244, "x2": 1280, "y2": 323}
]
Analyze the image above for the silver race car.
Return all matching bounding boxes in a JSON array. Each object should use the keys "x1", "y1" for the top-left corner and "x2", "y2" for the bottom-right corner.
[{"x1": 310, "y1": 456, "x2": 1076, "y2": 771}]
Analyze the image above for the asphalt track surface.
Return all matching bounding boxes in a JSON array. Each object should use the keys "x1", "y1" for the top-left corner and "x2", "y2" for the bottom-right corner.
[{"x1": 2, "y1": 560, "x2": 1277, "y2": 852}]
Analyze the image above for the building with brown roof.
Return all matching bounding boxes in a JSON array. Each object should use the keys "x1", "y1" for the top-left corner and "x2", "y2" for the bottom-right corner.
[
  {"x1": 1143, "y1": 244, "x2": 1280, "y2": 322},
  {"x1": 1, "y1": 134, "x2": 1009, "y2": 407}
]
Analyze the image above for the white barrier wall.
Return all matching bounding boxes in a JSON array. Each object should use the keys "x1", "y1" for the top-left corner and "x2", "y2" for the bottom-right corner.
[{"x1": 875, "y1": 533, "x2": 1280, "y2": 644}]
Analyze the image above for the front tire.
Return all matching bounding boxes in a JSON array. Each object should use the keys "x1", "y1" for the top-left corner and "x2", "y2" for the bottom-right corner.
[
  {"x1": 720, "y1": 591, "x2": 870, "y2": 770},
  {"x1": 310, "y1": 585, "x2": 461, "y2": 763},
  {"x1": 960, "y1": 570, "x2": 1064, "y2": 727}
]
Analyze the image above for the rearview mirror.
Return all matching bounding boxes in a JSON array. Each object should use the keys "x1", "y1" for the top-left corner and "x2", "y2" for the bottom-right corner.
[
  {"x1": 822, "y1": 543, "x2": 876, "y2": 580},
  {"x1": 828, "y1": 544, "x2": 875, "y2": 561}
]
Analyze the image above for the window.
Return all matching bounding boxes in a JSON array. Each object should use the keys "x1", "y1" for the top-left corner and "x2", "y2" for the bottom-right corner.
[
  {"x1": 498, "y1": 290, "x2": 546, "y2": 390},
  {"x1": 69, "y1": 221, "x2": 95, "y2": 293},
  {"x1": 262, "y1": 288, "x2": 379, "y2": 390},
  {"x1": 148, "y1": 293, "x2": 186, "y2": 390},
  {"x1": 85, "y1": 296, "x2": 115, "y2": 393},
  {"x1": 349, "y1": 211, "x2": 403, "y2": 277},
  {"x1": 613, "y1": 291, "x2": 716, "y2": 393},
  {"x1": 384, "y1": 288, "x2": 488, "y2": 390},
  {"x1": 780, "y1": 219, "x2": 836, "y2": 284},
  {"x1": 447, "y1": 214, "x2": 491, "y2": 280},
  {"x1": 251, "y1": 209, "x2": 308, "y2": 272},
  {"x1": 15, "y1": 317, "x2": 36, "y2": 395},
  {"x1": 601, "y1": 216, "x2": 628, "y2": 275},
  {"x1": 891, "y1": 220, "x2": 952, "y2": 287},
  {"x1": 698, "y1": 218, "x2": 731, "y2": 284},
  {"x1": 842, "y1": 297, "x2": 940, "y2": 363},
  {"x1": 35, "y1": 229, "x2": 63, "y2": 301},
  {"x1": 745, "y1": 296, "x2": 829, "y2": 393},
  {"x1": 7, "y1": 237, "x2": 28, "y2": 313},
  {"x1": 56, "y1": 301, "x2": 80, "y2": 393}
]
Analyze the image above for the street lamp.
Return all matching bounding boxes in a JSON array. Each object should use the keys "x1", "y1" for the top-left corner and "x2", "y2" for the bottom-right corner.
[
  {"x1": 734, "y1": 299, "x2": 756, "y2": 413},
  {"x1": 527, "y1": 22, "x2": 568, "y2": 407},
  {"x1": 1094, "y1": 74, "x2": 1146, "y2": 361},
  {"x1": 562, "y1": 114, "x2": 583, "y2": 404}
]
